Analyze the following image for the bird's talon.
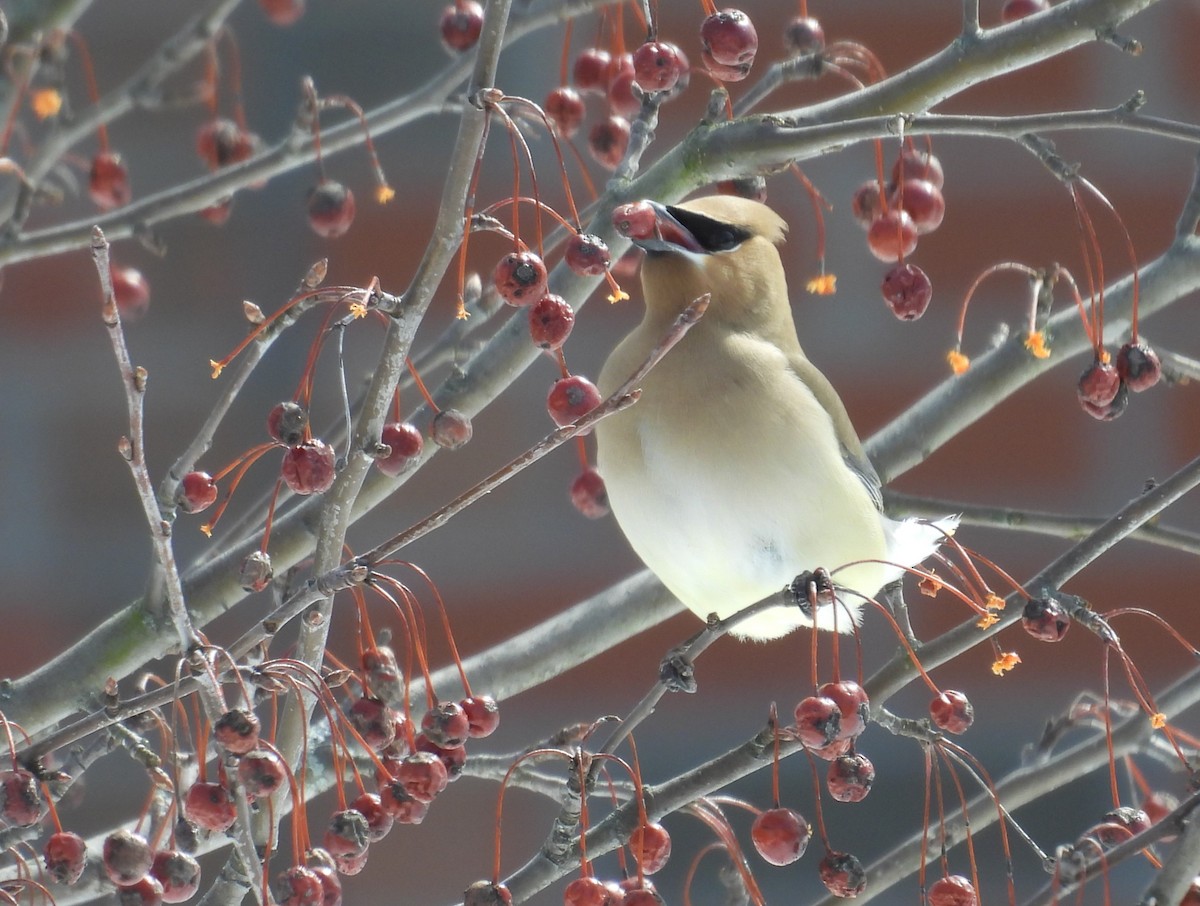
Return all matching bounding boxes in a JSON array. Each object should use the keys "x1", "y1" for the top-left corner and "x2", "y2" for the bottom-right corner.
[{"x1": 659, "y1": 651, "x2": 697, "y2": 693}]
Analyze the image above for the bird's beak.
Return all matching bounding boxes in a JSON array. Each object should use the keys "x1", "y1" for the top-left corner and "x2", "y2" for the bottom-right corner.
[{"x1": 612, "y1": 200, "x2": 707, "y2": 255}]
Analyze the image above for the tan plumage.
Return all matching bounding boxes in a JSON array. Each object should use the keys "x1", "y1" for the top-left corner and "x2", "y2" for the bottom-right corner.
[{"x1": 597, "y1": 195, "x2": 952, "y2": 640}]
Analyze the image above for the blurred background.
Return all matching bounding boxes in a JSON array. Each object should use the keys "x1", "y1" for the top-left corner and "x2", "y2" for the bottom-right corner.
[{"x1": 1, "y1": 0, "x2": 1198, "y2": 903}]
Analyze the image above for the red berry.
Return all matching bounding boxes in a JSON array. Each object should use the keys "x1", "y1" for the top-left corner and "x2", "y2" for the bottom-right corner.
[
  {"x1": 1080, "y1": 820, "x2": 1133, "y2": 849},
  {"x1": 529, "y1": 294, "x2": 576, "y2": 350},
  {"x1": 930, "y1": 690, "x2": 974, "y2": 734},
  {"x1": 377, "y1": 422, "x2": 424, "y2": 476},
  {"x1": 275, "y1": 865, "x2": 324, "y2": 906},
  {"x1": 809, "y1": 736, "x2": 854, "y2": 761},
  {"x1": 348, "y1": 696, "x2": 397, "y2": 751},
  {"x1": 379, "y1": 780, "x2": 429, "y2": 824},
  {"x1": 573, "y1": 49, "x2": 613, "y2": 93},
  {"x1": 238, "y1": 748, "x2": 287, "y2": 800},
  {"x1": 0, "y1": 768, "x2": 41, "y2": 826},
  {"x1": 397, "y1": 752, "x2": 449, "y2": 802},
  {"x1": 622, "y1": 888, "x2": 664, "y2": 906},
  {"x1": 892, "y1": 149, "x2": 945, "y2": 189},
  {"x1": 612, "y1": 200, "x2": 659, "y2": 241},
  {"x1": 44, "y1": 831, "x2": 88, "y2": 885},
  {"x1": 608, "y1": 63, "x2": 641, "y2": 119},
  {"x1": 1021, "y1": 596, "x2": 1070, "y2": 642},
  {"x1": 333, "y1": 847, "x2": 368, "y2": 876},
  {"x1": 547, "y1": 375, "x2": 602, "y2": 427},
  {"x1": 323, "y1": 809, "x2": 370, "y2": 859},
  {"x1": 267, "y1": 401, "x2": 309, "y2": 445},
  {"x1": 112, "y1": 264, "x2": 151, "y2": 321},
  {"x1": 465, "y1": 880, "x2": 514, "y2": 906},
  {"x1": 629, "y1": 822, "x2": 671, "y2": 874},
  {"x1": 1115, "y1": 341, "x2": 1161, "y2": 392},
  {"x1": 703, "y1": 55, "x2": 753, "y2": 82},
  {"x1": 928, "y1": 874, "x2": 978, "y2": 906},
  {"x1": 633, "y1": 41, "x2": 685, "y2": 93},
  {"x1": 783, "y1": 16, "x2": 826, "y2": 54},
  {"x1": 431, "y1": 408, "x2": 473, "y2": 449},
  {"x1": 240, "y1": 550, "x2": 273, "y2": 592},
  {"x1": 104, "y1": 829, "x2": 154, "y2": 886},
  {"x1": 439, "y1": 1, "x2": 483, "y2": 52},
  {"x1": 826, "y1": 753, "x2": 875, "y2": 803},
  {"x1": 1104, "y1": 805, "x2": 1151, "y2": 836},
  {"x1": 151, "y1": 849, "x2": 201, "y2": 903},
  {"x1": 818, "y1": 681, "x2": 870, "y2": 740},
  {"x1": 362, "y1": 645, "x2": 403, "y2": 702},
  {"x1": 1079, "y1": 381, "x2": 1129, "y2": 421},
  {"x1": 307, "y1": 851, "x2": 344, "y2": 906},
  {"x1": 259, "y1": 0, "x2": 305, "y2": 25},
  {"x1": 570, "y1": 467, "x2": 609, "y2": 519},
  {"x1": 414, "y1": 734, "x2": 468, "y2": 780},
  {"x1": 179, "y1": 471, "x2": 218, "y2": 515},
  {"x1": 89, "y1": 151, "x2": 131, "y2": 209},
  {"x1": 421, "y1": 701, "x2": 471, "y2": 748},
  {"x1": 1001, "y1": 0, "x2": 1050, "y2": 22},
  {"x1": 116, "y1": 876, "x2": 165, "y2": 906},
  {"x1": 716, "y1": 176, "x2": 767, "y2": 202},
  {"x1": 851, "y1": 181, "x2": 886, "y2": 228},
  {"x1": 892, "y1": 178, "x2": 945, "y2": 234},
  {"x1": 867, "y1": 209, "x2": 918, "y2": 262},
  {"x1": 794, "y1": 695, "x2": 842, "y2": 748},
  {"x1": 196, "y1": 117, "x2": 255, "y2": 169},
  {"x1": 213, "y1": 708, "x2": 260, "y2": 756},
  {"x1": 351, "y1": 792, "x2": 395, "y2": 842},
  {"x1": 183, "y1": 780, "x2": 237, "y2": 832},
  {"x1": 819, "y1": 850, "x2": 867, "y2": 898},
  {"x1": 282, "y1": 440, "x2": 337, "y2": 495},
  {"x1": 307, "y1": 181, "x2": 356, "y2": 238},
  {"x1": 750, "y1": 807, "x2": 811, "y2": 866},
  {"x1": 545, "y1": 86, "x2": 586, "y2": 138},
  {"x1": 588, "y1": 116, "x2": 631, "y2": 170},
  {"x1": 1077, "y1": 357, "x2": 1121, "y2": 407},
  {"x1": 493, "y1": 250, "x2": 549, "y2": 306},
  {"x1": 701, "y1": 9, "x2": 759, "y2": 69},
  {"x1": 881, "y1": 262, "x2": 932, "y2": 321},
  {"x1": 461, "y1": 694, "x2": 500, "y2": 737},
  {"x1": 564, "y1": 876, "x2": 614, "y2": 906}
]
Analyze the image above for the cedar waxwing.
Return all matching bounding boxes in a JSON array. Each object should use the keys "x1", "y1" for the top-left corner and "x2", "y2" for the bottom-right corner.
[{"x1": 597, "y1": 195, "x2": 955, "y2": 641}]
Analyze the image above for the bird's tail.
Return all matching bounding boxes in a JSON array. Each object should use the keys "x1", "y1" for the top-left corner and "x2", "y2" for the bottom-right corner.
[{"x1": 881, "y1": 515, "x2": 960, "y2": 582}]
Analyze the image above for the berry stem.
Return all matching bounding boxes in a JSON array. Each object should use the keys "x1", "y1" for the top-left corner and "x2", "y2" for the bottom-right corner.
[{"x1": 66, "y1": 31, "x2": 108, "y2": 152}]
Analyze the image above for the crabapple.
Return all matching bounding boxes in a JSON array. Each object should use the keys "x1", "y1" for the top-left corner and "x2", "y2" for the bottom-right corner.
[
  {"x1": 439, "y1": 1, "x2": 483, "y2": 52},
  {"x1": 547, "y1": 375, "x2": 602, "y2": 427},
  {"x1": 588, "y1": 116, "x2": 630, "y2": 170},
  {"x1": 750, "y1": 807, "x2": 810, "y2": 865},
  {"x1": 819, "y1": 850, "x2": 867, "y2": 898},
  {"x1": 44, "y1": 831, "x2": 88, "y2": 884},
  {"x1": 307, "y1": 181, "x2": 356, "y2": 238},
  {"x1": 151, "y1": 849, "x2": 201, "y2": 903},
  {"x1": 867, "y1": 209, "x2": 918, "y2": 262},
  {"x1": 570, "y1": 467, "x2": 609, "y2": 519},
  {"x1": 1021, "y1": 596, "x2": 1071, "y2": 642},
  {"x1": 179, "y1": 471, "x2": 218, "y2": 514},
  {"x1": 431, "y1": 409, "x2": 473, "y2": 449},
  {"x1": 89, "y1": 151, "x2": 131, "y2": 209},
  {"x1": 927, "y1": 874, "x2": 978, "y2": 906},
  {"x1": 461, "y1": 694, "x2": 500, "y2": 737},
  {"x1": 282, "y1": 440, "x2": 336, "y2": 495},
  {"x1": 377, "y1": 422, "x2": 424, "y2": 476},
  {"x1": 493, "y1": 250, "x2": 548, "y2": 306},
  {"x1": 827, "y1": 753, "x2": 875, "y2": 803},
  {"x1": 881, "y1": 263, "x2": 932, "y2": 321},
  {"x1": 930, "y1": 690, "x2": 974, "y2": 734},
  {"x1": 267, "y1": 401, "x2": 308, "y2": 446},
  {"x1": 528, "y1": 294, "x2": 576, "y2": 350}
]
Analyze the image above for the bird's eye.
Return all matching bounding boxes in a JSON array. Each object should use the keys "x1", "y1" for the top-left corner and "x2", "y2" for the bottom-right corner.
[{"x1": 665, "y1": 206, "x2": 752, "y2": 253}]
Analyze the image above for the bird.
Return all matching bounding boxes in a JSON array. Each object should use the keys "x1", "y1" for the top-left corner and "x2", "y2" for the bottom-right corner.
[{"x1": 596, "y1": 194, "x2": 955, "y2": 641}]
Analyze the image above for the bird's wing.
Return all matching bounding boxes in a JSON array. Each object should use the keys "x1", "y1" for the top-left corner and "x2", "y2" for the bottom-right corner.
[{"x1": 785, "y1": 352, "x2": 885, "y2": 513}]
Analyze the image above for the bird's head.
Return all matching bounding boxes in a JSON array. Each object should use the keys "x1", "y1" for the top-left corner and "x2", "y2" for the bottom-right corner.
[{"x1": 611, "y1": 195, "x2": 789, "y2": 326}]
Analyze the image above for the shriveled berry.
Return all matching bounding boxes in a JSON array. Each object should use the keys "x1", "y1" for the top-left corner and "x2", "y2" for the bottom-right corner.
[
  {"x1": 529, "y1": 294, "x2": 576, "y2": 350},
  {"x1": 44, "y1": 831, "x2": 88, "y2": 884},
  {"x1": 783, "y1": 16, "x2": 825, "y2": 54},
  {"x1": 196, "y1": 117, "x2": 255, "y2": 169},
  {"x1": 238, "y1": 748, "x2": 286, "y2": 800},
  {"x1": 750, "y1": 807, "x2": 810, "y2": 865},
  {"x1": 351, "y1": 792, "x2": 394, "y2": 842},
  {"x1": 348, "y1": 696, "x2": 397, "y2": 751},
  {"x1": 633, "y1": 41, "x2": 685, "y2": 93},
  {"x1": 431, "y1": 408, "x2": 473, "y2": 449},
  {"x1": 881, "y1": 262, "x2": 932, "y2": 321},
  {"x1": 421, "y1": 701, "x2": 471, "y2": 748},
  {"x1": 89, "y1": 151, "x2": 131, "y2": 209},
  {"x1": 379, "y1": 780, "x2": 430, "y2": 824},
  {"x1": 1021, "y1": 596, "x2": 1070, "y2": 642},
  {"x1": 112, "y1": 265, "x2": 151, "y2": 321},
  {"x1": 930, "y1": 690, "x2": 974, "y2": 734},
  {"x1": 1116, "y1": 341, "x2": 1161, "y2": 392},
  {"x1": 0, "y1": 768, "x2": 41, "y2": 826},
  {"x1": 116, "y1": 876, "x2": 165, "y2": 906},
  {"x1": 240, "y1": 550, "x2": 273, "y2": 592},
  {"x1": 794, "y1": 695, "x2": 842, "y2": 748},
  {"x1": 151, "y1": 849, "x2": 201, "y2": 903},
  {"x1": 571, "y1": 467, "x2": 609, "y2": 518},
  {"x1": 179, "y1": 471, "x2": 218, "y2": 514},
  {"x1": 214, "y1": 708, "x2": 260, "y2": 755},
  {"x1": 362, "y1": 645, "x2": 403, "y2": 703},
  {"x1": 1001, "y1": 0, "x2": 1050, "y2": 22},
  {"x1": 493, "y1": 250, "x2": 548, "y2": 306},
  {"x1": 547, "y1": 375, "x2": 602, "y2": 428},
  {"x1": 892, "y1": 148, "x2": 945, "y2": 189},
  {"x1": 461, "y1": 694, "x2": 500, "y2": 737},
  {"x1": 323, "y1": 809, "x2": 370, "y2": 859},
  {"x1": 892, "y1": 178, "x2": 945, "y2": 234},
  {"x1": 464, "y1": 880, "x2": 514, "y2": 906},
  {"x1": 928, "y1": 874, "x2": 978, "y2": 906},
  {"x1": 827, "y1": 753, "x2": 875, "y2": 803},
  {"x1": 397, "y1": 752, "x2": 448, "y2": 802},
  {"x1": 867, "y1": 209, "x2": 918, "y2": 262},
  {"x1": 184, "y1": 780, "x2": 237, "y2": 831},
  {"x1": 267, "y1": 401, "x2": 309, "y2": 446},
  {"x1": 589, "y1": 116, "x2": 631, "y2": 170},
  {"x1": 1080, "y1": 381, "x2": 1129, "y2": 421},
  {"x1": 104, "y1": 829, "x2": 154, "y2": 886},
  {"x1": 629, "y1": 821, "x2": 671, "y2": 874},
  {"x1": 1077, "y1": 357, "x2": 1122, "y2": 408},
  {"x1": 259, "y1": 0, "x2": 306, "y2": 26},
  {"x1": 1104, "y1": 805, "x2": 1151, "y2": 836},
  {"x1": 818, "y1": 681, "x2": 870, "y2": 740},
  {"x1": 819, "y1": 850, "x2": 867, "y2": 898},
  {"x1": 282, "y1": 440, "x2": 336, "y2": 494},
  {"x1": 307, "y1": 181, "x2": 356, "y2": 238},
  {"x1": 275, "y1": 865, "x2": 323, "y2": 906},
  {"x1": 377, "y1": 422, "x2": 424, "y2": 476},
  {"x1": 545, "y1": 86, "x2": 585, "y2": 139},
  {"x1": 439, "y1": 1, "x2": 484, "y2": 52},
  {"x1": 565, "y1": 233, "x2": 612, "y2": 276},
  {"x1": 573, "y1": 49, "x2": 613, "y2": 93},
  {"x1": 701, "y1": 9, "x2": 759, "y2": 68}
]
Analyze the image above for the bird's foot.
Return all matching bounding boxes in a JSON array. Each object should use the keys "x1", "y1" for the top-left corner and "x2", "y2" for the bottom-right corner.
[
  {"x1": 658, "y1": 646, "x2": 698, "y2": 693},
  {"x1": 783, "y1": 568, "x2": 835, "y2": 619}
]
